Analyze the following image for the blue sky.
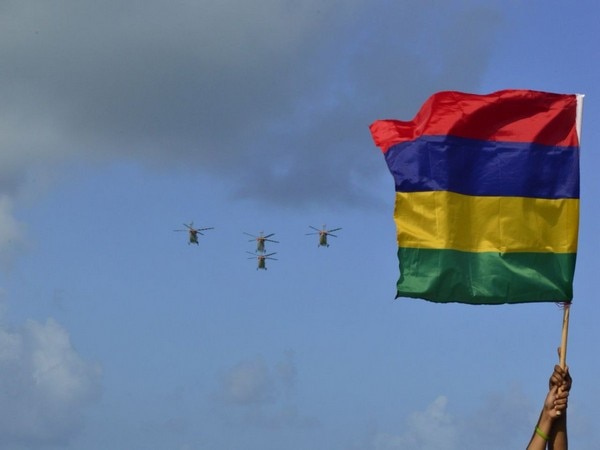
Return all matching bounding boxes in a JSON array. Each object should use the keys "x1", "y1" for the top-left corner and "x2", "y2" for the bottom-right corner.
[{"x1": 1, "y1": 1, "x2": 599, "y2": 449}]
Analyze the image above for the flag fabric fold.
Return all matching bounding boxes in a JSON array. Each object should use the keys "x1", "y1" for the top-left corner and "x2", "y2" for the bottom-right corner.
[{"x1": 370, "y1": 89, "x2": 582, "y2": 305}]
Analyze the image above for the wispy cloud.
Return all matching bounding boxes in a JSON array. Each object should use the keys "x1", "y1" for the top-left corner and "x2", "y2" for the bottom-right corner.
[
  {"x1": 369, "y1": 396, "x2": 457, "y2": 450},
  {"x1": 363, "y1": 384, "x2": 538, "y2": 450},
  {"x1": 0, "y1": 318, "x2": 102, "y2": 447},
  {"x1": 213, "y1": 352, "x2": 319, "y2": 430},
  {"x1": 219, "y1": 356, "x2": 276, "y2": 406}
]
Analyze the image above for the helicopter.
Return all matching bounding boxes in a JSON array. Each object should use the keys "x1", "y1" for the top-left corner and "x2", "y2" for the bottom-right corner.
[
  {"x1": 247, "y1": 251, "x2": 277, "y2": 270},
  {"x1": 306, "y1": 225, "x2": 342, "y2": 247},
  {"x1": 174, "y1": 222, "x2": 214, "y2": 245},
  {"x1": 243, "y1": 231, "x2": 279, "y2": 253}
]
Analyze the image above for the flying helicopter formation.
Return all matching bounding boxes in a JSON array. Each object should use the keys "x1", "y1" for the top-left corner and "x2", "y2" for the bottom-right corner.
[{"x1": 175, "y1": 223, "x2": 341, "y2": 269}]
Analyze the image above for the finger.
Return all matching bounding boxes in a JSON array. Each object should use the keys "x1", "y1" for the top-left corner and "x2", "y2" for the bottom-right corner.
[
  {"x1": 554, "y1": 402, "x2": 568, "y2": 411},
  {"x1": 554, "y1": 403, "x2": 568, "y2": 414},
  {"x1": 550, "y1": 372, "x2": 564, "y2": 389},
  {"x1": 563, "y1": 368, "x2": 572, "y2": 390},
  {"x1": 552, "y1": 403, "x2": 567, "y2": 413},
  {"x1": 554, "y1": 394, "x2": 569, "y2": 408},
  {"x1": 554, "y1": 388, "x2": 568, "y2": 398},
  {"x1": 554, "y1": 396, "x2": 568, "y2": 406}
]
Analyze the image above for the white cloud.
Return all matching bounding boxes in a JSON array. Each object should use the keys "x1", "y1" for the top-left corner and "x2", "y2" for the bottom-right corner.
[
  {"x1": 365, "y1": 384, "x2": 538, "y2": 450},
  {"x1": 0, "y1": 318, "x2": 102, "y2": 447},
  {"x1": 370, "y1": 396, "x2": 457, "y2": 450}
]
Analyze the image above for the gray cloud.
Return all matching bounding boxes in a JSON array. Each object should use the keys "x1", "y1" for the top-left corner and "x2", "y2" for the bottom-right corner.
[
  {"x1": 0, "y1": 318, "x2": 102, "y2": 447},
  {"x1": 0, "y1": 0, "x2": 502, "y2": 204},
  {"x1": 0, "y1": 1, "x2": 503, "y2": 260}
]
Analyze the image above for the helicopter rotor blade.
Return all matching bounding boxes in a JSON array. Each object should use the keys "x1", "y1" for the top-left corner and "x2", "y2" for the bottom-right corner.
[
  {"x1": 263, "y1": 233, "x2": 275, "y2": 239},
  {"x1": 327, "y1": 228, "x2": 342, "y2": 233},
  {"x1": 309, "y1": 226, "x2": 321, "y2": 232}
]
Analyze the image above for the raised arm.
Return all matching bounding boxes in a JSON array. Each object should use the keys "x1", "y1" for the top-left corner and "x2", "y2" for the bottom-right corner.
[
  {"x1": 548, "y1": 364, "x2": 571, "y2": 450},
  {"x1": 526, "y1": 372, "x2": 569, "y2": 450}
]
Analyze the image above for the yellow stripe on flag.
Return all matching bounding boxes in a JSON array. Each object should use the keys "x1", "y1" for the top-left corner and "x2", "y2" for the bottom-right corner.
[{"x1": 395, "y1": 191, "x2": 579, "y2": 253}]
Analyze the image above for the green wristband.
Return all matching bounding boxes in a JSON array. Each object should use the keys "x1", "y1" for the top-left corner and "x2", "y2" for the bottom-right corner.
[{"x1": 535, "y1": 426, "x2": 549, "y2": 441}]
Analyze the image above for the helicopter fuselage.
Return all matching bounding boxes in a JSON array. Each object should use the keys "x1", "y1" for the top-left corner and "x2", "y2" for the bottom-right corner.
[{"x1": 319, "y1": 233, "x2": 329, "y2": 247}]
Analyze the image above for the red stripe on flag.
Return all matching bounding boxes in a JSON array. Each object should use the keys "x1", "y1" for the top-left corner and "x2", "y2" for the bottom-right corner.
[{"x1": 370, "y1": 90, "x2": 579, "y2": 153}]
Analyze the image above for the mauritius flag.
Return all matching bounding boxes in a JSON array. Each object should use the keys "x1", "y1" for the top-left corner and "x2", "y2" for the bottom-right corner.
[{"x1": 370, "y1": 90, "x2": 583, "y2": 305}]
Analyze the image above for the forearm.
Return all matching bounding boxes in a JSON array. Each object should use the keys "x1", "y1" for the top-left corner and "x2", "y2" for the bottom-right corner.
[
  {"x1": 548, "y1": 413, "x2": 567, "y2": 450},
  {"x1": 527, "y1": 409, "x2": 554, "y2": 450}
]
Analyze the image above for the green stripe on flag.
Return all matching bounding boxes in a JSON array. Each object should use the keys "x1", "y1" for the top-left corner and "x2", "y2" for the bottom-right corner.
[{"x1": 396, "y1": 248, "x2": 576, "y2": 304}]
